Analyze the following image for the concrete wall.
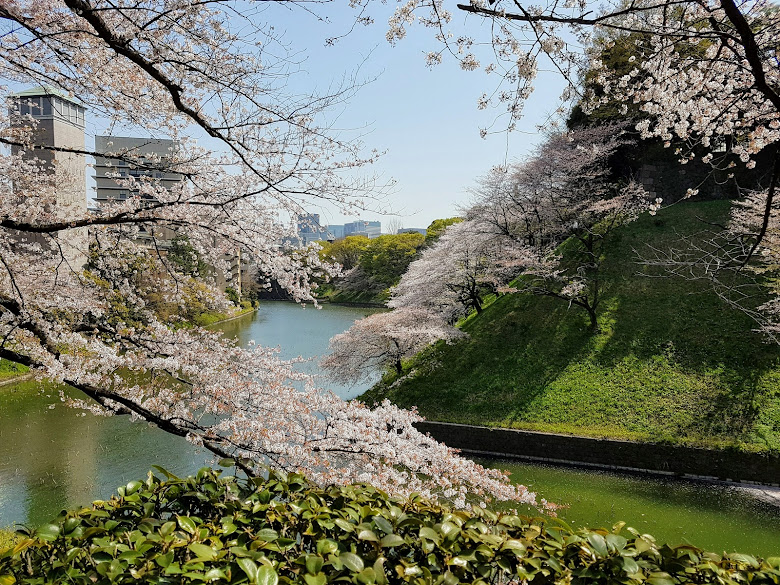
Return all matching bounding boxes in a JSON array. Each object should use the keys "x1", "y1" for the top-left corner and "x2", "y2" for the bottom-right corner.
[{"x1": 415, "y1": 421, "x2": 780, "y2": 486}]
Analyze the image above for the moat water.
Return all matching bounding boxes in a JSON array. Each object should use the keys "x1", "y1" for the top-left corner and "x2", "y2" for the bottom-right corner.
[{"x1": 1, "y1": 304, "x2": 779, "y2": 556}]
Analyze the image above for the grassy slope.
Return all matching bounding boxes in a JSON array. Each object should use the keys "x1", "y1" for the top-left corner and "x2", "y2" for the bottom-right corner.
[
  {"x1": 0, "y1": 359, "x2": 29, "y2": 381},
  {"x1": 314, "y1": 284, "x2": 389, "y2": 306},
  {"x1": 362, "y1": 201, "x2": 780, "y2": 453}
]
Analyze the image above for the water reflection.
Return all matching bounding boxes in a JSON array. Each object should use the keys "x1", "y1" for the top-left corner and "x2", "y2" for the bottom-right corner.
[
  {"x1": 0, "y1": 303, "x2": 380, "y2": 527},
  {"x1": 1, "y1": 303, "x2": 779, "y2": 558}
]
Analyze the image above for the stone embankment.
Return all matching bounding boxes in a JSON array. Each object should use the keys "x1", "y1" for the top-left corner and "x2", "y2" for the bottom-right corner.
[{"x1": 415, "y1": 421, "x2": 780, "y2": 487}]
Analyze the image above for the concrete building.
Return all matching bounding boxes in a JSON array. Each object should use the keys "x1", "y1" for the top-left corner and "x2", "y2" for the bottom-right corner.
[
  {"x1": 8, "y1": 86, "x2": 88, "y2": 265},
  {"x1": 398, "y1": 227, "x2": 427, "y2": 235},
  {"x1": 297, "y1": 213, "x2": 330, "y2": 245},
  {"x1": 93, "y1": 135, "x2": 181, "y2": 204},
  {"x1": 344, "y1": 220, "x2": 381, "y2": 239},
  {"x1": 93, "y1": 135, "x2": 182, "y2": 247},
  {"x1": 326, "y1": 224, "x2": 345, "y2": 240}
]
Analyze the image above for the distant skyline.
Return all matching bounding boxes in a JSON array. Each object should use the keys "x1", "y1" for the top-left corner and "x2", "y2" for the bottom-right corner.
[{"x1": 17, "y1": 4, "x2": 570, "y2": 230}]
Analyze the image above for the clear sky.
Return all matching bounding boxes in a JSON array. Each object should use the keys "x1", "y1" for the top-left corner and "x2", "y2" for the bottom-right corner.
[
  {"x1": 62, "y1": 3, "x2": 570, "y2": 231},
  {"x1": 244, "y1": 2, "x2": 569, "y2": 231}
]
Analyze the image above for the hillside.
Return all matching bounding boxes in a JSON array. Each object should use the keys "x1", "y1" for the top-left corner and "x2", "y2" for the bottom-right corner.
[{"x1": 361, "y1": 200, "x2": 780, "y2": 453}]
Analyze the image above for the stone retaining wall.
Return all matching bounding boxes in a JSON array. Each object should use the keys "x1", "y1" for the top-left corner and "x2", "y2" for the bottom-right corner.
[{"x1": 415, "y1": 421, "x2": 780, "y2": 486}]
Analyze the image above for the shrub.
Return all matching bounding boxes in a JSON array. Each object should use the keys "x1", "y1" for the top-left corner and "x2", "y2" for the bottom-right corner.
[{"x1": 2, "y1": 467, "x2": 779, "y2": 585}]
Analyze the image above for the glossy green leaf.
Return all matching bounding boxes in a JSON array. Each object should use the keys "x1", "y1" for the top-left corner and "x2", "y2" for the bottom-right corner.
[
  {"x1": 316, "y1": 538, "x2": 338, "y2": 556},
  {"x1": 189, "y1": 543, "x2": 217, "y2": 561},
  {"x1": 340, "y1": 552, "x2": 365, "y2": 573},
  {"x1": 256, "y1": 528, "x2": 279, "y2": 542},
  {"x1": 372, "y1": 516, "x2": 393, "y2": 535},
  {"x1": 238, "y1": 558, "x2": 259, "y2": 583},
  {"x1": 257, "y1": 565, "x2": 279, "y2": 585},
  {"x1": 587, "y1": 533, "x2": 608, "y2": 557},
  {"x1": 35, "y1": 524, "x2": 60, "y2": 542},
  {"x1": 622, "y1": 556, "x2": 640, "y2": 574},
  {"x1": 177, "y1": 515, "x2": 197, "y2": 534},
  {"x1": 358, "y1": 529, "x2": 379, "y2": 542},
  {"x1": 304, "y1": 573, "x2": 326, "y2": 585},
  {"x1": 306, "y1": 555, "x2": 324, "y2": 575},
  {"x1": 380, "y1": 534, "x2": 405, "y2": 548},
  {"x1": 357, "y1": 567, "x2": 377, "y2": 584}
]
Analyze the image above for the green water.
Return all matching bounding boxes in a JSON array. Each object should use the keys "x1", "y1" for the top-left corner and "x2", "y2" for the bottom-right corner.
[
  {"x1": 0, "y1": 304, "x2": 379, "y2": 528},
  {"x1": 484, "y1": 461, "x2": 780, "y2": 557},
  {"x1": 1, "y1": 303, "x2": 779, "y2": 557}
]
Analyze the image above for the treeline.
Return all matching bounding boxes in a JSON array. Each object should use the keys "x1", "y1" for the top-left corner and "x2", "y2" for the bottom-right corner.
[{"x1": 314, "y1": 218, "x2": 462, "y2": 304}]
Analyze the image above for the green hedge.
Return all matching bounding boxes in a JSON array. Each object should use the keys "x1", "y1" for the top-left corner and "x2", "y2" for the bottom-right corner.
[{"x1": 2, "y1": 467, "x2": 779, "y2": 585}]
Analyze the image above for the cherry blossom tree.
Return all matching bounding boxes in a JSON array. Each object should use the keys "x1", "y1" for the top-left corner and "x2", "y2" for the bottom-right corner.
[
  {"x1": 0, "y1": 0, "x2": 547, "y2": 509},
  {"x1": 321, "y1": 307, "x2": 465, "y2": 382},
  {"x1": 372, "y1": 0, "x2": 780, "y2": 330},
  {"x1": 389, "y1": 220, "x2": 508, "y2": 321},
  {"x1": 468, "y1": 124, "x2": 649, "y2": 328}
]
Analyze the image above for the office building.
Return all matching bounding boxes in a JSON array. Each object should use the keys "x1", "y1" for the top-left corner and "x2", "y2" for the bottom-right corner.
[
  {"x1": 93, "y1": 135, "x2": 181, "y2": 204},
  {"x1": 297, "y1": 213, "x2": 330, "y2": 245},
  {"x1": 8, "y1": 86, "x2": 88, "y2": 264},
  {"x1": 344, "y1": 220, "x2": 381, "y2": 239}
]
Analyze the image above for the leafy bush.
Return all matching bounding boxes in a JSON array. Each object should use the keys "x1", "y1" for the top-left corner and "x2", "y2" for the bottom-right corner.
[
  {"x1": 0, "y1": 531, "x2": 16, "y2": 554},
  {"x1": 2, "y1": 467, "x2": 779, "y2": 585},
  {"x1": 225, "y1": 287, "x2": 240, "y2": 306}
]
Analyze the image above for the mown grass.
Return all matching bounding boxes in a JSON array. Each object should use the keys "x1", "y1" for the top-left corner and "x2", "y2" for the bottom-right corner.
[
  {"x1": 362, "y1": 201, "x2": 780, "y2": 453},
  {"x1": 0, "y1": 359, "x2": 29, "y2": 381},
  {"x1": 191, "y1": 302, "x2": 255, "y2": 327},
  {"x1": 315, "y1": 286, "x2": 388, "y2": 306}
]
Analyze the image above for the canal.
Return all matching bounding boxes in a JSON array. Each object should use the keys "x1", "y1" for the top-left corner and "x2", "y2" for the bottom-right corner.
[{"x1": 1, "y1": 303, "x2": 779, "y2": 556}]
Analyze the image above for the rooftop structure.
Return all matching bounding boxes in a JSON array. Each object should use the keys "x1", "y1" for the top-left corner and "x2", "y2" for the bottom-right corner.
[{"x1": 8, "y1": 86, "x2": 88, "y2": 265}]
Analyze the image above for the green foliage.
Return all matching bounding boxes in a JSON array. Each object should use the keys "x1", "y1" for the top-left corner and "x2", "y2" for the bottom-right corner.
[
  {"x1": 424, "y1": 218, "x2": 462, "y2": 246},
  {"x1": 319, "y1": 237, "x2": 371, "y2": 271},
  {"x1": 318, "y1": 234, "x2": 426, "y2": 304},
  {"x1": 0, "y1": 531, "x2": 17, "y2": 553},
  {"x1": 168, "y1": 235, "x2": 209, "y2": 278},
  {"x1": 2, "y1": 467, "x2": 779, "y2": 585},
  {"x1": 225, "y1": 287, "x2": 240, "y2": 306},
  {"x1": 364, "y1": 201, "x2": 780, "y2": 453},
  {"x1": 359, "y1": 233, "x2": 426, "y2": 289}
]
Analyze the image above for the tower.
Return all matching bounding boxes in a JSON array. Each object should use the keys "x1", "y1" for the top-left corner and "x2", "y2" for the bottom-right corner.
[{"x1": 8, "y1": 86, "x2": 87, "y2": 265}]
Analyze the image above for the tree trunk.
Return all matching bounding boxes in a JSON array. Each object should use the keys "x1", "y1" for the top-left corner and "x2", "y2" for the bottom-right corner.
[{"x1": 587, "y1": 306, "x2": 598, "y2": 329}]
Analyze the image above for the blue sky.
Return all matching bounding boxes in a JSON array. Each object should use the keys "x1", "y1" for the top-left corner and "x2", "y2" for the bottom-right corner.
[
  {"x1": 251, "y1": 2, "x2": 569, "y2": 230},
  {"x1": 64, "y1": 2, "x2": 569, "y2": 231}
]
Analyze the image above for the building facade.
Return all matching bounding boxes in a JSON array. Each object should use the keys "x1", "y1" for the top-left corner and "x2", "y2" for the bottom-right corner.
[
  {"x1": 8, "y1": 86, "x2": 88, "y2": 265},
  {"x1": 296, "y1": 213, "x2": 330, "y2": 245},
  {"x1": 93, "y1": 135, "x2": 181, "y2": 204},
  {"x1": 344, "y1": 220, "x2": 381, "y2": 239}
]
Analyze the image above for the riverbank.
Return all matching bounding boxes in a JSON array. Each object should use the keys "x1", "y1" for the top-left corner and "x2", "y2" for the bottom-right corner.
[
  {"x1": 363, "y1": 201, "x2": 780, "y2": 455},
  {"x1": 0, "y1": 374, "x2": 33, "y2": 388},
  {"x1": 415, "y1": 420, "x2": 780, "y2": 488}
]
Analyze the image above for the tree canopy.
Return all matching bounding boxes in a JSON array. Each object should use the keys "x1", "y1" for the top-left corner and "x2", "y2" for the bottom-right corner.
[{"x1": 0, "y1": 0, "x2": 544, "y2": 507}]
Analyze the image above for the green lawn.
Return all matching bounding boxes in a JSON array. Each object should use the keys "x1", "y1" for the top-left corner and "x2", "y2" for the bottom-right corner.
[
  {"x1": 362, "y1": 201, "x2": 780, "y2": 453},
  {"x1": 0, "y1": 359, "x2": 29, "y2": 381}
]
